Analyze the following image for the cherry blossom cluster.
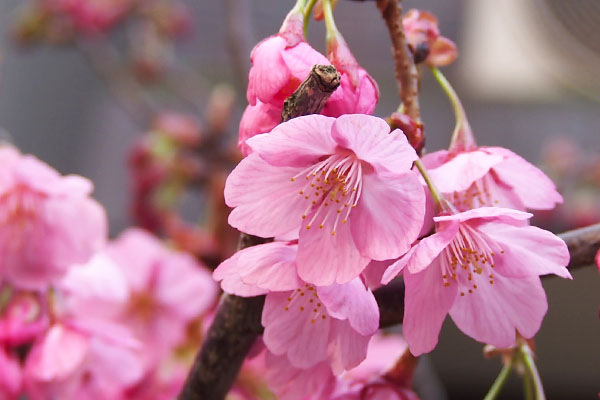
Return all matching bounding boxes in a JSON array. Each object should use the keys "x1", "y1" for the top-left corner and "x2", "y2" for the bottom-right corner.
[
  {"x1": 0, "y1": 146, "x2": 218, "y2": 398},
  {"x1": 214, "y1": 2, "x2": 572, "y2": 398}
]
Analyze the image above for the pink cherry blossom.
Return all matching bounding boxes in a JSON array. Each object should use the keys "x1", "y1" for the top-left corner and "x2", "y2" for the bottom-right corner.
[
  {"x1": 382, "y1": 207, "x2": 571, "y2": 355},
  {"x1": 214, "y1": 241, "x2": 380, "y2": 373},
  {"x1": 0, "y1": 291, "x2": 49, "y2": 347},
  {"x1": 52, "y1": 0, "x2": 133, "y2": 34},
  {"x1": 0, "y1": 146, "x2": 107, "y2": 290},
  {"x1": 0, "y1": 347, "x2": 22, "y2": 398},
  {"x1": 238, "y1": 100, "x2": 281, "y2": 157},
  {"x1": 105, "y1": 228, "x2": 218, "y2": 368},
  {"x1": 226, "y1": 114, "x2": 425, "y2": 285},
  {"x1": 422, "y1": 146, "x2": 563, "y2": 212}
]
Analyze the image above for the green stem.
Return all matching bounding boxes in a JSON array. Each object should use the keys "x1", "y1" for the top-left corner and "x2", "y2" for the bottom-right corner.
[
  {"x1": 523, "y1": 367, "x2": 534, "y2": 400},
  {"x1": 520, "y1": 343, "x2": 546, "y2": 400},
  {"x1": 303, "y1": 0, "x2": 319, "y2": 35},
  {"x1": 414, "y1": 159, "x2": 445, "y2": 211},
  {"x1": 483, "y1": 359, "x2": 514, "y2": 400},
  {"x1": 322, "y1": 0, "x2": 339, "y2": 40},
  {"x1": 430, "y1": 66, "x2": 475, "y2": 151}
]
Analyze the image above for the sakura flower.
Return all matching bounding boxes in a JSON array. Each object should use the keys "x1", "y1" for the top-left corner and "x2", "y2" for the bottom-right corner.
[
  {"x1": 105, "y1": 228, "x2": 218, "y2": 368},
  {"x1": 422, "y1": 146, "x2": 563, "y2": 212},
  {"x1": 0, "y1": 146, "x2": 107, "y2": 289},
  {"x1": 0, "y1": 347, "x2": 22, "y2": 398},
  {"x1": 226, "y1": 114, "x2": 425, "y2": 285},
  {"x1": 54, "y1": 0, "x2": 133, "y2": 34},
  {"x1": 402, "y1": 9, "x2": 457, "y2": 67},
  {"x1": 0, "y1": 291, "x2": 49, "y2": 346},
  {"x1": 238, "y1": 100, "x2": 281, "y2": 157},
  {"x1": 214, "y1": 241, "x2": 380, "y2": 373},
  {"x1": 382, "y1": 207, "x2": 571, "y2": 355}
]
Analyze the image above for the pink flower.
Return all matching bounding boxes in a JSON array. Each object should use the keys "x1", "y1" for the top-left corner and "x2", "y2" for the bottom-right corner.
[
  {"x1": 0, "y1": 347, "x2": 22, "y2": 398},
  {"x1": 382, "y1": 207, "x2": 571, "y2": 355},
  {"x1": 596, "y1": 249, "x2": 600, "y2": 272},
  {"x1": 53, "y1": 0, "x2": 133, "y2": 34},
  {"x1": 225, "y1": 114, "x2": 425, "y2": 285},
  {"x1": 323, "y1": 31, "x2": 379, "y2": 117},
  {"x1": 214, "y1": 241, "x2": 380, "y2": 373},
  {"x1": 422, "y1": 147, "x2": 563, "y2": 212},
  {"x1": 105, "y1": 228, "x2": 218, "y2": 367},
  {"x1": 0, "y1": 146, "x2": 107, "y2": 289},
  {"x1": 402, "y1": 9, "x2": 457, "y2": 67},
  {"x1": 238, "y1": 100, "x2": 281, "y2": 157}
]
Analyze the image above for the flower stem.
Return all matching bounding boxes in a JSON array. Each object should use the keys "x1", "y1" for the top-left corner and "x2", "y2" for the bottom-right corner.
[
  {"x1": 519, "y1": 342, "x2": 546, "y2": 400},
  {"x1": 414, "y1": 159, "x2": 445, "y2": 211},
  {"x1": 303, "y1": 0, "x2": 319, "y2": 35},
  {"x1": 322, "y1": 0, "x2": 339, "y2": 40},
  {"x1": 430, "y1": 66, "x2": 476, "y2": 151},
  {"x1": 483, "y1": 358, "x2": 514, "y2": 400}
]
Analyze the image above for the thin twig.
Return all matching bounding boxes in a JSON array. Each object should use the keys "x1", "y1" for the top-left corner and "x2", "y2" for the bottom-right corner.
[
  {"x1": 178, "y1": 65, "x2": 340, "y2": 400},
  {"x1": 376, "y1": 0, "x2": 420, "y2": 121}
]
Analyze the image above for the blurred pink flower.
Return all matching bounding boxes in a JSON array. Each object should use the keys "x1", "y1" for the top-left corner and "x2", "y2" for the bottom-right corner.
[
  {"x1": 422, "y1": 147, "x2": 563, "y2": 212},
  {"x1": 214, "y1": 241, "x2": 379, "y2": 374},
  {"x1": 105, "y1": 228, "x2": 218, "y2": 367},
  {"x1": 226, "y1": 114, "x2": 425, "y2": 285},
  {"x1": 53, "y1": 0, "x2": 133, "y2": 34},
  {"x1": 402, "y1": 9, "x2": 457, "y2": 67},
  {"x1": 0, "y1": 347, "x2": 22, "y2": 398},
  {"x1": 382, "y1": 207, "x2": 571, "y2": 355},
  {"x1": 0, "y1": 146, "x2": 107, "y2": 290}
]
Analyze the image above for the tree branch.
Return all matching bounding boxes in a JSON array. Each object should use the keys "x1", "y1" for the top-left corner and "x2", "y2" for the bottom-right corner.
[
  {"x1": 376, "y1": 0, "x2": 420, "y2": 121},
  {"x1": 178, "y1": 64, "x2": 340, "y2": 400}
]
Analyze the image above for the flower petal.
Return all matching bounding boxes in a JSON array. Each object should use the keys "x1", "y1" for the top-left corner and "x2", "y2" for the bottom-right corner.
[
  {"x1": 485, "y1": 147, "x2": 563, "y2": 210},
  {"x1": 213, "y1": 251, "x2": 269, "y2": 296},
  {"x1": 424, "y1": 150, "x2": 503, "y2": 193},
  {"x1": 405, "y1": 221, "x2": 459, "y2": 274},
  {"x1": 403, "y1": 260, "x2": 457, "y2": 356},
  {"x1": 248, "y1": 36, "x2": 291, "y2": 105},
  {"x1": 327, "y1": 319, "x2": 371, "y2": 374},
  {"x1": 238, "y1": 101, "x2": 281, "y2": 157},
  {"x1": 262, "y1": 291, "x2": 330, "y2": 368},
  {"x1": 434, "y1": 207, "x2": 532, "y2": 224},
  {"x1": 296, "y1": 216, "x2": 369, "y2": 286},
  {"x1": 225, "y1": 153, "x2": 307, "y2": 237},
  {"x1": 449, "y1": 275, "x2": 547, "y2": 348},
  {"x1": 351, "y1": 171, "x2": 425, "y2": 261},
  {"x1": 238, "y1": 242, "x2": 302, "y2": 291},
  {"x1": 317, "y1": 279, "x2": 379, "y2": 335},
  {"x1": 331, "y1": 114, "x2": 417, "y2": 174},
  {"x1": 247, "y1": 115, "x2": 337, "y2": 167},
  {"x1": 478, "y1": 222, "x2": 571, "y2": 279}
]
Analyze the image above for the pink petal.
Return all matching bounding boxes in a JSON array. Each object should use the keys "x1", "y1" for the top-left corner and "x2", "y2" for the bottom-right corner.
[
  {"x1": 404, "y1": 221, "x2": 459, "y2": 274},
  {"x1": 247, "y1": 115, "x2": 337, "y2": 167},
  {"x1": 26, "y1": 324, "x2": 89, "y2": 381},
  {"x1": 381, "y1": 246, "x2": 415, "y2": 285},
  {"x1": 156, "y1": 253, "x2": 218, "y2": 319},
  {"x1": 327, "y1": 319, "x2": 371, "y2": 374},
  {"x1": 213, "y1": 251, "x2": 269, "y2": 296},
  {"x1": 478, "y1": 222, "x2": 571, "y2": 279},
  {"x1": 425, "y1": 150, "x2": 503, "y2": 193},
  {"x1": 434, "y1": 207, "x2": 532, "y2": 224},
  {"x1": 225, "y1": 153, "x2": 308, "y2": 237},
  {"x1": 0, "y1": 348, "x2": 22, "y2": 396},
  {"x1": 317, "y1": 279, "x2": 379, "y2": 335},
  {"x1": 238, "y1": 101, "x2": 281, "y2": 157},
  {"x1": 485, "y1": 147, "x2": 563, "y2": 210},
  {"x1": 351, "y1": 171, "x2": 425, "y2": 261},
  {"x1": 296, "y1": 216, "x2": 369, "y2": 286},
  {"x1": 331, "y1": 115, "x2": 417, "y2": 174},
  {"x1": 262, "y1": 291, "x2": 329, "y2": 368},
  {"x1": 248, "y1": 36, "x2": 291, "y2": 105},
  {"x1": 449, "y1": 275, "x2": 547, "y2": 348},
  {"x1": 281, "y1": 41, "x2": 330, "y2": 82},
  {"x1": 238, "y1": 242, "x2": 303, "y2": 291},
  {"x1": 403, "y1": 260, "x2": 457, "y2": 356}
]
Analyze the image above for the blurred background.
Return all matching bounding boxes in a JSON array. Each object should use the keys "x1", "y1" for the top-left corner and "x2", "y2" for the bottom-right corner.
[{"x1": 0, "y1": 0, "x2": 599, "y2": 398}]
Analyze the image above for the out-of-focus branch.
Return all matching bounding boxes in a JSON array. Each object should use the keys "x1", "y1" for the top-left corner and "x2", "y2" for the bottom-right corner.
[
  {"x1": 178, "y1": 65, "x2": 340, "y2": 400},
  {"x1": 376, "y1": 0, "x2": 420, "y2": 121}
]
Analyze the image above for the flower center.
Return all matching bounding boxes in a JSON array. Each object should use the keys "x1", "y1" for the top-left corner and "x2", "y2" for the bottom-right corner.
[
  {"x1": 451, "y1": 175, "x2": 500, "y2": 211},
  {"x1": 290, "y1": 153, "x2": 362, "y2": 236},
  {"x1": 440, "y1": 224, "x2": 504, "y2": 296},
  {"x1": 283, "y1": 284, "x2": 327, "y2": 324},
  {"x1": 0, "y1": 187, "x2": 43, "y2": 225}
]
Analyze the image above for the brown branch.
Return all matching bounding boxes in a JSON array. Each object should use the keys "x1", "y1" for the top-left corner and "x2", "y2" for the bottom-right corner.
[
  {"x1": 376, "y1": 0, "x2": 420, "y2": 121},
  {"x1": 178, "y1": 65, "x2": 340, "y2": 400}
]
